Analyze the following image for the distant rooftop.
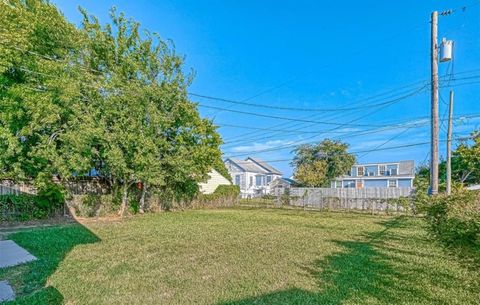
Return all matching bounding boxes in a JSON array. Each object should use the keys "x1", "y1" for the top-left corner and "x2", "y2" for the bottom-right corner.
[
  {"x1": 226, "y1": 157, "x2": 282, "y2": 175},
  {"x1": 246, "y1": 157, "x2": 282, "y2": 175}
]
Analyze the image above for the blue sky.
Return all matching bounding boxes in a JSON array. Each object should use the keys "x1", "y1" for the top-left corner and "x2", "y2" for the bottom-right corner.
[{"x1": 52, "y1": 0, "x2": 480, "y2": 177}]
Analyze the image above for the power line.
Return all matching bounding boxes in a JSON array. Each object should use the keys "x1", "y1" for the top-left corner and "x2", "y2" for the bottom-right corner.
[
  {"x1": 223, "y1": 109, "x2": 480, "y2": 158},
  {"x1": 230, "y1": 134, "x2": 472, "y2": 163},
  {"x1": 196, "y1": 1, "x2": 479, "y2": 116},
  {"x1": 192, "y1": 70, "x2": 480, "y2": 115},
  {"x1": 217, "y1": 84, "x2": 428, "y2": 144},
  {"x1": 190, "y1": 82, "x2": 427, "y2": 112},
  {"x1": 197, "y1": 85, "x2": 427, "y2": 127},
  {"x1": 221, "y1": 88, "x2": 430, "y2": 147},
  {"x1": 219, "y1": 70, "x2": 480, "y2": 147},
  {"x1": 219, "y1": 112, "x2": 480, "y2": 135},
  {"x1": 223, "y1": 93, "x2": 413, "y2": 157},
  {"x1": 217, "y1": 69, "x2": 480, "y2": 145},
  {"x1": 357, "y1": 126, "x2": 416, "y2": 159}
]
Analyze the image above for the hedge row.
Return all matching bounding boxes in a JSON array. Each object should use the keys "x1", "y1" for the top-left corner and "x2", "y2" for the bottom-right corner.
[
  {"x1": 0, "y1": 183, "x2": 65, "y2": 221},
  {"x1": 0, "y1": 194, "x2": 62, "y2": 221},
  {"x1": 424, "y1": 191, "x2": 480, "y2": 247}
]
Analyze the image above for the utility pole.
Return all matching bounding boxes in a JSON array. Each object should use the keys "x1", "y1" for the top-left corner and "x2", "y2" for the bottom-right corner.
[
  {"x1": 430, "y1": 11, "x2": 439, "y2": 195},
  {"x1": 446, "y1": 90, "x2": 454, "y2": 195}
]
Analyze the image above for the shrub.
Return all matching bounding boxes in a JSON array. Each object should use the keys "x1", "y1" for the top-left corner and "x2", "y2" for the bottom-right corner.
[
  {"x1": 261, "y1": 194, "x2": 276, "y2": 200},
  {"x1": 76, "y1": 194, "x2": 101, "y2": 217},
  {"x1": 0, "y1": 193, "x2": 58, "y2": 221},
  {"x1": 424, "y1": 191, "x2": 480, "y2": 247},
  {"x1": 70, "y1": 194, "x2": 117, "y2": 217},
  {"x1": 195, "y1": 185, "x2": 240, "y2": 207}
]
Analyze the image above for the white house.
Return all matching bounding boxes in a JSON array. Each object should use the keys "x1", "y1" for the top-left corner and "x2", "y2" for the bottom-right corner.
[
  {"x1": 224, "y1": 157, "x2": 282, "y2": 198},
  {"x1": 198, "y1": 169, "x2": 232, "y2": 194}
]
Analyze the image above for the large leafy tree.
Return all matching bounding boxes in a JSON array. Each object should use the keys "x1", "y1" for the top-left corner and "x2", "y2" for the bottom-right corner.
[
  {"x1": 0, "y1": 1, "x2": 224, "y2": 214},
  {"x1": 292, "y1": 139, "x2": 356, "y2": 187},
  {"x1": 0, "y1": 0, "x2": 85, "y2": 188},
  {"x1": 77, "y1": 8, "x2": 223, "y2": 214}
]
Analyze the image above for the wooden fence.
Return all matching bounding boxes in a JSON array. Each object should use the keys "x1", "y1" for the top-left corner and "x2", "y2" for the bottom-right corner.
[
  {"x1": 0, "y1": 181, "x2": 37, "y2": 195},
  {"x1": 283, "y1": 187, "x2": 415, "y2": 213},
  {"x1": 0, "y1": 185, "x2": 25, "y2": 196}
]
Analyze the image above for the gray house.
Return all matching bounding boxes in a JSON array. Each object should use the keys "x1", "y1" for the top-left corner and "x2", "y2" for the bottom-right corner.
[{"x1": 331, "y1": 160, "x2": 415, "y2": 189}]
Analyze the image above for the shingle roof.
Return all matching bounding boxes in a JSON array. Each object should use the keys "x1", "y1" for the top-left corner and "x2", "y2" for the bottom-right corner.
[
  {"x1": 226, "y1": 158, "x2": 282, "y2": 175},
  {"x1": 226, "y1": 159, "x2": 269, "y2": 174},
  {"x1": 246, "y1": 157, "x2": 282, "y2": 175}
]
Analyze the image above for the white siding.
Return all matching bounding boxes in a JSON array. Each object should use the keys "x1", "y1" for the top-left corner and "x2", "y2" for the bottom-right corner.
[
  {"x1": 224, "y1": 159, "x2": 283, "y2": 198},
  {"x1": 198, "y1": 169, "x2": 231, "y2": 194}
]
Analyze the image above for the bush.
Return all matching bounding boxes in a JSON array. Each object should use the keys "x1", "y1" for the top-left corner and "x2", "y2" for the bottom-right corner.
[
  {"x1": 424, "y1": 191, "x2": 480, "y2": 247},
  {"x1": 261, "y1": 194, "x2": 276, "y2": 200},
  {"x1": 70, "y1": 194, "x2": 117, "y2": 217},
  {"x1": 0, "y1": 193, "x2": 58, "y2": 221},
  {"x1": 195, "y1": 185, "x2": 240, "y2": 207}
]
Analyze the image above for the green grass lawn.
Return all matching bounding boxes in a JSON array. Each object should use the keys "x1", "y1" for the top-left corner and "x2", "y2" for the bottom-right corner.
[{"x1": 1, "y1": 207, "x2": 479, "y2": 305}]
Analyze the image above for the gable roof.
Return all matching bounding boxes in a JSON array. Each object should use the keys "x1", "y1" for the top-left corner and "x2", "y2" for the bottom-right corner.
[
  {"x1": 225, "y1": 158, "x2": 269, "y2": 174},
  {"x1": 225, "y1": 157, "x2": 282, "y2": 175},
  {"x1": 246, "y1": 157, "x2": 282, "y2": 175}
]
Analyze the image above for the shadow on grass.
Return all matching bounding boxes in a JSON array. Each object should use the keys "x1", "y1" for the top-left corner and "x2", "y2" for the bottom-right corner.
[
  {"x1": 0, "y1": 222, "x2": 100, "y2": 305},
  {"x1": 218, "y1": 217, "x2": 435, "y2": 305}
]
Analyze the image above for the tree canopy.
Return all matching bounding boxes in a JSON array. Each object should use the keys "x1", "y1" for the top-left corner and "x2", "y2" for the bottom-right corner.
[
  {"x1": 0, "y1": 0, "x2": 225, "y2": 214},
  {"x1": 292, "y1": 139, "x2": 356, "y2": 187},
  {"x1": 415, "y1": 130, "x2": 480, "y2": 192}
]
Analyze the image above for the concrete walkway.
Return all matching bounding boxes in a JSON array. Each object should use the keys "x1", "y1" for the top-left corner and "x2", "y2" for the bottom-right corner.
[
  {"x1": 0, "y1": 240, "x2": 38, "y2": 302},
  {"x1": 0, "y1": 281, "x2": 14, "y2": 302},
  {"x1": 0, "y1": 240, "x2": 37, "y2": 268}
]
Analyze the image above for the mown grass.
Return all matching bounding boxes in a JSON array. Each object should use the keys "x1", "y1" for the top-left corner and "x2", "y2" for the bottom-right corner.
[{"x1": 1, "y1": 207, "x2": 479, "y2": 305}]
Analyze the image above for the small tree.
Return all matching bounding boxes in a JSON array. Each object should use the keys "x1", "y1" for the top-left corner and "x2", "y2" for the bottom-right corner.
[
  {"x1": 415, "y1": 130, "x2": 480, "y2": 192},
  {"x1": 452, "y1": 131, "x2": 480, "y2": 185},
  {"x1": 292, "y1": 139, "x2": 356, "y2": 187}
]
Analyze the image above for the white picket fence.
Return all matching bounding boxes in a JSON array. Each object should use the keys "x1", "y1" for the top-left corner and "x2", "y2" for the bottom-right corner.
[{"x1": 285, "y1": 187, "x2": 415, "y2": 212}]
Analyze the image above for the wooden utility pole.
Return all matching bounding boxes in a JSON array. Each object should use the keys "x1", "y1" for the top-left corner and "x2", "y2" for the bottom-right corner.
[
  {"x1": 446, "y1": 90, "x2": 454, "y2": 195},
  {"x1": 430, "y1": 11, "x2": 439, "y2": 195}
]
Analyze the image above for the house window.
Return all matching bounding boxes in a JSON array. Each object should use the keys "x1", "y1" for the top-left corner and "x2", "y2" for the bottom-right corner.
[
  {"x1": 387, "y1": 164, "x2": 398, "y2": 176},
  {"x1": 255, "y1": 175, "x2": 263, "y2": 186},
  {"x1": 335, "y1": 181, "x2": 342, "y2": 188},
  {"x1": 388, "y1": 179, "x2": 397, "y2": 188},
  {"x1": 379, "y1": 165, "x2": 386, "y2": 176},
  {"x1": 266, "y1": 175, "x2": 272, "y2": 184},
  {"x1": 235, "y1": 175, "x2": 241, "y2": 186},
  {"x1": 357, "y1": 166, "x2": 365, "y2": 176},
  {"x1": 365, "y1": 166, "x2": 377, "y2": 176},
  {"x1": 344, "y1": 180, "x2": 355, "y2": 188},
  {"x1": 249, "y1": 176, "x2": 253, "y2": 187}
]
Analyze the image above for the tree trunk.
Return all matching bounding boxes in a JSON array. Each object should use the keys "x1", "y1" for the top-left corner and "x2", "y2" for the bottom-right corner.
[
  {"x1": 139, "y1": 183, "x2": 147, "y2": 214},
  {"x1": 461, "y1": 170, "x2": 473, "y2": 183},
  {"x1": 118, "y1": 184, "x2": 129, "y2": 216}
]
